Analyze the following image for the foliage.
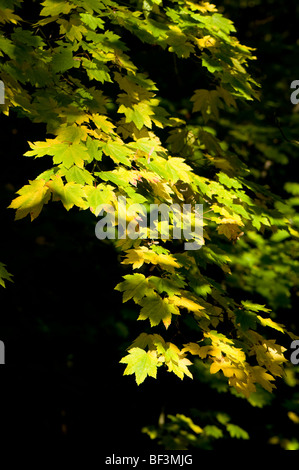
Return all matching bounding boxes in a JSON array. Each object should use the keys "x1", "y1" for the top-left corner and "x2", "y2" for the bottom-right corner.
[
  {"x1": 0, "y1": 262, "x2": 12, "y2": 288},
  {"x1": 142, "y1": 412, "x2": 249, "y2": 450},
  {"x1": 1, "y1": 0, "x2": 298, "y2": 449}
]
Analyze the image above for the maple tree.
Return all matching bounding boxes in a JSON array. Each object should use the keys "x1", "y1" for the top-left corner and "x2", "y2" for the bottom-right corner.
[{"x1": 1, "y1": 0, "x2": 298, "y2": 450}]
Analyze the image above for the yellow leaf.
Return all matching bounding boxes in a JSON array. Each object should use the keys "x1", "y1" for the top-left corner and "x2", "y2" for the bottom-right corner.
[
  {"x1": 182, "y1": 342, "x2": 202, "y2": 355},
  {"x1": 195, "y1": 35, "x2": 216, "y2": 49},
  {"x1": 288, "y1": 412, "x2": 299, "y2": 424},
  {"x1": 289, "y1": 226, "x2": 299, "y2": 238},
  {"x1": 257, "y1": 316, "x2": 285, "y2": 334},
  {"x1": 164, "y1": 343, "x2": 193, "y2": 379},
  {"x1": 122, "y1": 247, "x2": 181, "y2": 272},
  {"x1": 210, "y1": 361, "x2": 221, "y2": 374},
  {"x1": 186, "y1": 1, "x2": 217, "y2": 13},
  {"x1": 251, "y1": 366, "x2": 276, "y2": 393},
  {"x1": 168, "y1": 294, "x2": 206, "y2": 316},
  {"x1": 164, "y1": 157, "x2": 192, "y2": 183},
  {"x1": 138, "y1": 293, "x2": 180, "y2": 329},
  {"x1": 92, "y1": 114, "x2": 116, "y2": 134}
]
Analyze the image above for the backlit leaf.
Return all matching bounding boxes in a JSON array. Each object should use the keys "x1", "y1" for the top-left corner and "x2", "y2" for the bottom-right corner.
[
  {"x1": 120, "y1": 347, "x2": 159, "y2": 385},
  {"x1": 8, "y1": 179, "x2": 51, "y2": 221}
]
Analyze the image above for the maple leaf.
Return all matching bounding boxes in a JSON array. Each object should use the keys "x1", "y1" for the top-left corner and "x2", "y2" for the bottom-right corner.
[
  {"x1": 167, "y1": 26, "x2": 195, "y2": 58},
  {"x1": 118, "y1": 102, "x2": 154, "y2": 130},
  {"x1": 122, "y1": 247, "x2": 181, "y2": 272},
  {"x1": 47, "y1": 176, "x2": 88, "y2": 210},
  {"x1": 121, "y1": 247, "x2": 148, "y2": 270},
  {"x1": 128, "y1": 332, "x2": 166, "y2": 351},
  {"x1": 138, "y1": 293, "x2": 180, "y2": 328},
  {"x1": 82, "y1": 58, "x2": 112, "y2": 84},
  {"x1": 148, "y1": 274, "x2": 187, "y2": 296},
  {"x1": 52, "y1": 47, "x2": 75, "y2": 73},
  {"x1": 148, "y1": 181, "x2": 174, "y2": 203},
  {"x1": 251, "y1": 366, "x2": 276, "y2": 393},
  {"x1": 181, "y1": 342, "x2": 202, "y2": 356},
  {"x1": 195, "y1": 35, "x2": 216, "y2": 49},
  {"x1": 103, "y1": 140, "x2": 133, "y2": 166},
  {"x1": 92, "y1": 114, "x2": 116, "y2": 134},
  {"x1": 235, "y1": 309, "x2": 257, "y2": 331},
  {"x1": 252, "y1": 340, "x2": 286, "y2": 377},
  {"x1": 191, "y1": 89, "x2": 222, "y2": 122},
  {"x1": 52, "y1": 143, "x2": 87, "y2": 169},
  {"x1": 226, "y1": 424, "x2": 249, "y2": 440},
  {"x1": 40, "y1": 0, "x2": 75, "y2": 17},
  {"x1": 168, "y1": 293, "x2": 207, "y2": 317},
  {"x1": 60, "y1": 17, "x2": 87, "y2": 42},
  {"x1": 8, "y1": 179, "x2": 51, "y2": 221},
  {"x1": 65, "y1": 166, "x2": 94, "y2": 185},
  {"x1": 55, "y1": 125, "x2": 89, "y2": 144},
  {"x1": 240, "y1": 301, "x2": 271, "y2": 313},
  {"x1": 164, "y1": 157, "x2": 192, "y2": 184},
  {"x1": 0, "y1": 8, "x2": 22, "y2": 24},
  {"x1": 84, "y1": 184, "x2": 116, "y2": 215},
  {"x1": 120, "y1": 347, "x2": 159, "y2": 385},
  {"x1": 79, "y1": 13, "x2": 105, "y2": 30},
  {"x1": 0, "y1": 263, "x2": 13, "y2": 288},
  {"x1": 24, "y1": 139, "x2": 58, "y2": 158},
  {"x1": 4, "y1": 0, "x2": 292, "y2": 403},
  {"x1": 257, "y1": 316, "x2": 286, "y2": 334},
  {"x1": 210, "y1": 359, "x2": 246, "y2": 380},
  {"x1": 115, "y1": 273, "x2": 152, "y2": 303},
  {"x1": 25, "y1": 137, "x2": 89, "y2": 169},
  {"x1": 217, "y1": 223, "x2": 243, "y2": 241},
  {"x1": 162, "y1": 342, "x2": 193, "y2": 379}
]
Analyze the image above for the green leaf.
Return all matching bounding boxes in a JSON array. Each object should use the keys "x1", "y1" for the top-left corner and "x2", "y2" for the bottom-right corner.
[
  {"x1": 82, "y1": 58, "x2": 112, "y2": 83},
  {"x1": 8, "y1": 179, "x2": 51, "y2": 221},
  {"x1": 201, "y1": 54, "x2": 223, "y2": 73},
  {"x1": 0, "y1": 262, "x2": 13, "y2": 288},
  {"x1": 235, "y1": 309, "x2": 257, "y2": 331},
  {"x1": 40, "y1": 0, "x2": 75, "y2": 17},
  {"x1": 162, "y1": 342, "x2": 193, "y2": 380},
  {"x1": 203, "y1": 425, "x2": 223, "y2": 439},
  {"x1": 64, "y1": 166, "x2": 94, "y2": 185},
  {"x1": 47, "y1": 176, "x2": 87, "y2": 210},
  {"x1": 164, "y1": 157, "x2": 192, "y2": 183},
  {"x1": 226, "y1": 424, "x2": 249, "y2": 440},
  {"x1": 4, "y1": 0, "x2": 293, "y2": 404},
  {"x1": 148, "y1": 274, "x2": 186, "y2": 296},
  {"x1": 118, "y1": 102, "x2": 154, "y2": 130},
  {"x1": 115, "y1": 273, "x2": 152, "y2": 303},
  {"x1": 52, "y1": 143, "x2": 88, "y2": 169},
  {"x1": 79, "y1": 13, "x2": 105, "y2": 30},
  {"x1": 218, "y1": 172, "x2": 242, "y2": 189},
  {"x1": 84, "y1": 184, "x2": 115, "y2": 214},
  {"x1": 241, "y1": 301, "x2": 271, "y2": 313},
  {"x1": 86, "y1": 137, "x2": 102, "y2": 161},
  {"x1": 52, "y1": 47, "x2": 75, "y2": 73},
  {"x1": 0, "y1": 7, "x2": 22, "y2": 24}
]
